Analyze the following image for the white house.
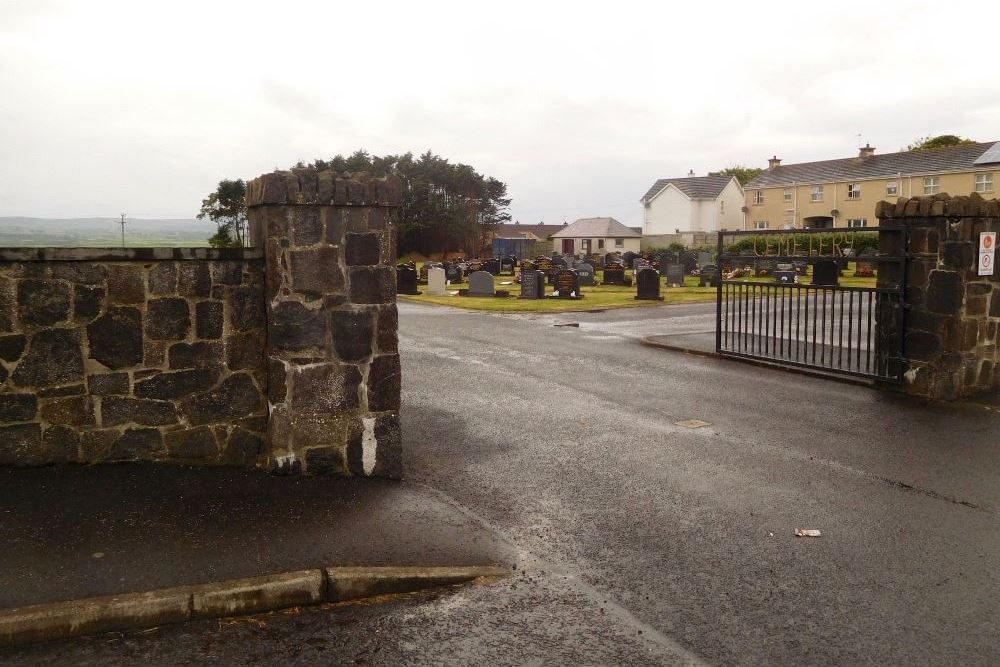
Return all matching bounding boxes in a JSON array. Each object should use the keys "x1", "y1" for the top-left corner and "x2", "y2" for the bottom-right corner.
[
  {"x1": 549, "y1": 217, "x2": 642, "y2": 256},
  {"x1": 640, "y1": 174, "x2": 744, "y2": 247}
]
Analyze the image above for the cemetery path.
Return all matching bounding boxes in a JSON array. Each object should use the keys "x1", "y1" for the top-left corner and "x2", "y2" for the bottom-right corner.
[{"x1": 15, "y1": 301, "x2": 999, "y2": 666}]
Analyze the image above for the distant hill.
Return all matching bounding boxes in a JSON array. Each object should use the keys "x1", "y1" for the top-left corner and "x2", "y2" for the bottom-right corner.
[{"x1": 0, "y1": 217, "x2": 216, "y2": 247}]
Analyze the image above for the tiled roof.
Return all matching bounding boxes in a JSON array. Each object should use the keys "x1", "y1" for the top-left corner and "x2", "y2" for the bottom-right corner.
[
  {"x1": 641, "y1": 175, "x2": 735, "y2": 202},
  {"x1": 745, "y1": 141, "x2": 1000, "y2": 189},
  {"x1": 551, "y1": 217, "x2": 641, "y2": 238}
]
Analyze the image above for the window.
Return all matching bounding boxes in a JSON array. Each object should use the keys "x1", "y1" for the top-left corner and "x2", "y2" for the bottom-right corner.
[
  {"x1": 614, "y1": 238, "x2": 624, "y2": 247},
  {"x1": 753, "y1": 190, "x2": 764, "y2": 205},
  {"x1": 975, "y1": 173, "x2": 994, "y2": 193},
  {"x1": 720, "y1": 200, "x2": 725, "y2": 213},
  {"x1": 810, "y1": 185, "x2": 824, "y2": 201},
  {"x1": 886, "y1": 181, "x2": 898, "y2": 196},
  {"x1": 753, "y1": 221, "x2": 769, "y2": 230},
  {"x1": 923, "y1": 176, "x2": 940, "y2": 194},
  {"x1": 847, "y1": 183, "x2": 861, "y2": 199},
  {"x1": 598, "y1": 239, "x2": 605, "y2": 249},
  {"x1": 847, "y1": 219, "x2": 868, "y2": 228},
  {"x1": 783, "y1": 188, "x2": 793, "y2": 202}
]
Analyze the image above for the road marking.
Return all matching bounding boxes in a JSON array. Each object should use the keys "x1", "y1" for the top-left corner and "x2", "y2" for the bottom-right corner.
[{"x1": 675, "y1": 419, "x2": 711, "y2": 429}]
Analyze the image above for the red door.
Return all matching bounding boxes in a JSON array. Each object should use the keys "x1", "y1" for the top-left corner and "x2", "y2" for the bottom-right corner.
[{"x1": 562, "y1": 239, "x2": 575, "y2": 254}]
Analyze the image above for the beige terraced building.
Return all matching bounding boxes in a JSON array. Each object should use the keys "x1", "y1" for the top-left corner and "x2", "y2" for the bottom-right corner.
[{"x1": 743, "y1": 141, "x2": 1000, "y2": 230}]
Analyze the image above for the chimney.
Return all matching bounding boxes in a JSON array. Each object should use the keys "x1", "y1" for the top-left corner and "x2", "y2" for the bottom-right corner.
[
  {"x1": 859, "y1": 143, "x2": 876, "y2": 160},
  {"x1": 768, "y1": 156, "x2": 782, "y2": 169},
  {"x1": 687, "y1": 169, "x2": 696, "y2": 177}
]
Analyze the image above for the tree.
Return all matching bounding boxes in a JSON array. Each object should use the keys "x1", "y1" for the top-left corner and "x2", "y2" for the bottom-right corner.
[
  {"x1": 709, "y1": 165, "x2": 763, "y2": 186},
  {"x1": 198, "y1": 179, "x2": 248, "y2": 247},
  {"x1": 304, "y1": 150, "x2": 511, "y2": 257},
  {"x1": 904, "y1": 135, "x2": 975, "y2": 151}
]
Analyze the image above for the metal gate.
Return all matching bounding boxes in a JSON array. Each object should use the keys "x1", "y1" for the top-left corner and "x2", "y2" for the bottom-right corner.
[{"x1": 715, "y1": 228, "x2": 907, "y2": 381}]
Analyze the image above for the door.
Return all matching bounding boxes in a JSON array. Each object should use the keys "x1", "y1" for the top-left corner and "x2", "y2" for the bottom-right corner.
[
  {"x1": 582, "y1": 239, "x2": 592, "y2": 255},
  {"x1": 562, "y1": 239, "x2": 575, "y2": 254}
]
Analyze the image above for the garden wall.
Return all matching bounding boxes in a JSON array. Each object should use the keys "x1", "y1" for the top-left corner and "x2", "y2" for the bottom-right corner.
[{"x1": 0, "y1": 170, "x2": 403, "y2": 476}]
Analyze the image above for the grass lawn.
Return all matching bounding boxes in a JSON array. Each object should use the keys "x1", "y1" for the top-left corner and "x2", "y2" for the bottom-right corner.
[{"x1": 398, "y1": 271, "x2": 717, "y2": 312}]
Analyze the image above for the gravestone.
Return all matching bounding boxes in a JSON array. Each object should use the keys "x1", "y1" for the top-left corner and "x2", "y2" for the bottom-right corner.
[
  {"x1": 500, "y1": 256, "x2": 517, "y2": 275},
  {"x1": 633, "y1": 258, "x2": 651, "y2": 272},
  {"x1": 552, "y1": 269, "x2": 583, "y2": 299},
  {"x1": 699, "y1": 264, "x2": 719, "y2": 287},
  {"x1": 482, "y1": 258, "x2": 501, "y2": 275},
  {"x1": 519, "y1": 269, "x2": 546, "y2": 299},
  {"x1": 854, "y1": 252, "x2": 875, "y2": 277},
  {"x1": 457, "y1": 261, "x2": 469, "y2": 277},
  {"x1": 576, "y1": 262, "x2": 595, "y2": 286},
  {"x1": 467, "y1": 259, "x2": 483, "y2": 274},
  {"x1": 467, "y1": 271, "x2": 496, "y2": 296},
  {"x1": 427, "y1": 266, "x2": 447, "y2": 295},
  {"x1": 682, "y1": 252, "x2": 698, "y2": 274},
  {"x1": 396, "y1": 265, "x2": 421, "y2": 295},
  {"x1": 793, "y1": 261, "x2": 809, "y2": 275},
  {"x1": 697, "y1": 252, "x2": 713, "y2": 269},
  {"x1": 774, "y1": 270, "x2": 797, "y2": 284},
  {"x1": 445, "y1": 263, "x2": 463, "y2": 284},
  {"x1": 551, "y1": 256, "x2": 568, "y2": 269},
  {"x1": 602, "y1": 261, "x2": 626, "y2": 285},
  {"x1": 635, "y1": 267, "x2": 663, "y2": 301},
  {"x1": 418, "y1": 264, "x2": 429, "y2": 284},
  {"x1": 812, "y1": 260, "x2": 839, "y2": 286},
  {"x1": 664, "y1": 263, "x2": 685, "y2": 287},
  {"x1": 623, "y1": 251, "x2": 640, "y2": 270}
]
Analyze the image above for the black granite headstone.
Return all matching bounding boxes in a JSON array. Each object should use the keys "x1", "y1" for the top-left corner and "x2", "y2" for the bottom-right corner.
[
  {"x1": 812, "y1": 260, "x2": 839, "y2": 286},
  {"x1": 396, "y1": 265, "x2": 421, "y2": 295},
  {"x1": 519, "y1": 270, "x2": 546, "y2": 299},
  {"x1": 602, "y1": 262, "x2": 627, "y2": 285},
  {"x1": 664, "y1": 263, "x2": 685, "y2": 287},
  {"x1": 635, "y1": 267, "x2": 663, "y2": 300},
  {"x1": 552, "y1": 269, "x2": 582, "y2": 299},
  {"x1": 699, "y1": 264, "x2": 719, "y2": 287}
]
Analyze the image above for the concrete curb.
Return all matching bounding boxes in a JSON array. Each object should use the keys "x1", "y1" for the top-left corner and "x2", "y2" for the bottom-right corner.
[
  {"x1": 639, "y1": 336, "x2": 874, "y2": 388},
  {"x1": 0, "y1": 565, "x2": 508, "y2": 648}
]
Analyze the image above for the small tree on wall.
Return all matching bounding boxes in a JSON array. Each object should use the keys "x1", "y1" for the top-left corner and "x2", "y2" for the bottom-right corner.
[{"x1": 198, "y1": 179, "x2": 249, "y2": 247}]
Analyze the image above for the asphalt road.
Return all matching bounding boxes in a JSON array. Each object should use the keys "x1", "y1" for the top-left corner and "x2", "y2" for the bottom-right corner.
[{"x1": 9, "y1": 301, "x2": 1000, "y2": 665}]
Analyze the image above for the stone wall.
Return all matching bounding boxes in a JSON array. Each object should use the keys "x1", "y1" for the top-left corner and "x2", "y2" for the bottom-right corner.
[
  {"x1": 0, "y1": 248, "x2": 268, "y2": 466},
  {"x1": 876, "y1": 193, "x2": 1000, "y2": 399},
  {"x1": 248, "y1": 168, "x2": 402, "y2": 478}
]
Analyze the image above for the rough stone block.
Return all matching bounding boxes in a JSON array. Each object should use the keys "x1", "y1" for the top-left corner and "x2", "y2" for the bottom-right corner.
[
  {"x1": 231, "y1": 286, "x2": 265, "y2": 331},
  {"x1": 146, "y1": 298, "x2": 191, "y2": 340},
  {"x1": 291, "y1": 247, "x2": 344, "y2": 296},
  {"x1": 11, "y1": 328, "x2": 84, "y2": 387},
  {"x1": 108, "y1": 428, "x2": 164, "y2": 460},
  {"x1": 942, "y1": 241, "x2": 975, "y2": 270},
  {"x1": 73, "y1": 285, "x2": 104, "y2": 320},
  {"x1": 345, "y1": 233, "x2": 380, "y2": 266},
  {"x1": 0, "y1": 423, "x2": 42, "y2": 465},
  {"x1": 165, "y1": 426, "x2": 218, "y2": 460},
  {"x1": 212, "y1": 262, "x2": 244, "y2": 286},
  {"x1": 42, "y1": 425, "x2": 79, "y2": 463},
  {"x1": 18, "y1": 279, "x2": 71, "y2": 326},
  {"x1": 373, "y1": 413, "x2": 402, "y2": 479},
  {"x1": 221, "y1": 428, "x2": 263, "y2": 466},
  {"x1": 367, "y1": 354, "x2": 401, "y2": 412},
  {"x1": 329, "y1": 309, "x2": 374, "y2": 361},
  {"x1": 106, "y1": 265, "x2": 145, "y2": 304},
  {"x1": 196, "y1": 300, "x2": 224, "y2": 339},
  {"x1": 40, "y1": 396, "x2": 95, "y2": 426},
  {"x1": 148, "y1": 263, "x2": 177, "y2": 295},
  {"x1": 268, "y1": 301, "x2": 326, "y2": 351},
  {"x1": 291, "y1": 209, "x2": 323, "y2": 246},
  {"x1": 87, "y1": 372, "x2": 129, "y2": 395},
  {"x1": 268, "y1": 358, "x2": 287, "y2": 404},
  {"x1": 349, "y1": 267, "x2": 394, "y2": 304},
  {"x1": 37, "y1": 383, "x2": 85, "y2": 398},
  {"x1": 305, "y1": 446, "x2": 347, "y2": 475},
  {"x1": 102, "y1": 396, "x2": 178, "y2": 426},
  {"x1": 177, "y1": 262, "x2": 212, "y2": 297},
  {"x1": 88, "y1": 307, "x2": 144, "y2": 370},
  {"x1": 50, "y1": 263, "x2": 106, "y2": 284},
  {"x1": 925, "y1": 271, "x2": 964, "y2": 315},
  {"x1": 0, "y1": 394, "x2": 37, "y2": 422},
  {"x1": 290, "y1": 363, "x2": 361, "y2": 413},
  {"x1": 376, "y1": 305, "x2": 398, "y2": 353},
  {"x1": 168, "y1": 341, "x2": 224, "y2": 369},
  {"x1": 323, "y1": 208, "x2": 346, "y2": 245},
  {"x1": 0, "y1": 334, "x2": 27, "y2": 361},
  {"x1": 226, "y1": 332, "x2": 264, "y2": 370},
  {"x1": 134, "y1": 368, "x2": 219, "y2": 400},
  {"x1": 180, "y1": 373, "x2": 263, "y2": 426}
]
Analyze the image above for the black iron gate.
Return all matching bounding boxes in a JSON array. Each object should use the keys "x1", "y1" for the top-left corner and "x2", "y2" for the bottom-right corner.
[{"x1": 715, "y1": 228, "x2": 907, "y2": 381}]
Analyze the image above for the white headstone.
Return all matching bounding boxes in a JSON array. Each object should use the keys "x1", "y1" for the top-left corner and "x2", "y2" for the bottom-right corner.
[{"x1": 427, "y1": 266, "x2": 447, "y2": 295}]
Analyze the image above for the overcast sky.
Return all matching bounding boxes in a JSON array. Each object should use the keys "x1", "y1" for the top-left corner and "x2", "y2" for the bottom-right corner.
[{"x1": 1, "y1": 1, "x2": 998, "y2": 227}]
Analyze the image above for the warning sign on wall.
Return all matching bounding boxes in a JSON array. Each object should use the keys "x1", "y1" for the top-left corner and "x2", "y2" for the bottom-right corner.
[{"x1": 980, "y1": 232, "x2": 996, "y2": 276}]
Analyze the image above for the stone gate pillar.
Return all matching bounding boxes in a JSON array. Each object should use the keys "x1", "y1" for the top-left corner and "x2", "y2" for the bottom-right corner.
[
  {"x1": 246, "y1": 168, "x2": 402, "y2": 477},
  {"x1": 876, "y1": 194, "x2": 1000, "y2": 399}
]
